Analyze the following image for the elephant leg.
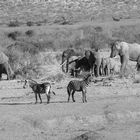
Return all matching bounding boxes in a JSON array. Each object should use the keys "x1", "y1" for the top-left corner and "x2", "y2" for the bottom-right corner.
[
  {"x1": 137, "y1": 56, "x2": 140, "y2": 71},
  {"x1": 120, "y1": 56, "x2": 128, "y2": 76},
  {"x1": 97, "y1": 65, "x2": 100, "y2": 77},
  {"x1": 102, "y1": 66, "x2": 104, "y2": 76},
  {"x1": 93, "y1": 65, "x2": 97, "y2": 77},
  {"x1": 102, "y1": 66, "x2": 105, "y2": 76},
  {"x1": 3, "y1": 63, "x2": 10, "y2": 80},
  {"x1": 0, "y1": 74, "x2": 2, "y2": 80},
  {"x1": 91, "y1": 65, "x2": 95, "y2": 76},
  {"x1": 107, "y1": 66, "x2": 110, "y2": 76},
  {"x1": 99, "y1": 66, "x2": 102, "y2": 76}
]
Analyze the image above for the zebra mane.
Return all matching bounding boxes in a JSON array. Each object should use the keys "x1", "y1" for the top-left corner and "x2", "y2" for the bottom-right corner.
[
  {"x1": 26, "y1": 78, "x2": 38, "y2": 87},
  {"x1": 28, "y1": 78, "x2": 38, "y2": 83},
  {"x1": 83, "y1": 74, "x2": 91, "y2": 81}
]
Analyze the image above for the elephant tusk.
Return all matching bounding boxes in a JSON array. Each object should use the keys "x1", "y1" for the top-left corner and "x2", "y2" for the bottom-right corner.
[
  {"x1": 77, "y1": 56, "x2": 82, "y2": 59},
  {"x1": 60, "y1": 60, "x2": 67, "y2": 66}
]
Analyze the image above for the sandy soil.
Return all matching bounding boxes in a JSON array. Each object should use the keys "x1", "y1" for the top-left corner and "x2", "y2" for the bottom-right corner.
[{"x1": 0, "y1": 73, "x2": 140, "y2": 140}]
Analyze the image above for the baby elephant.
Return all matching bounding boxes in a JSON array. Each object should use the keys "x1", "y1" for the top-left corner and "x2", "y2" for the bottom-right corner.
[{"x1": 23, "y1": 79, "x2": 55, "y2": 104}]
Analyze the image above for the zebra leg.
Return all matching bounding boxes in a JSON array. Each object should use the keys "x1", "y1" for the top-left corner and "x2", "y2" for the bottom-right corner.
[
  {"x1": 84, "y1": 90, "x2": 87, "y2": 102},
  {"x1": 67, "y1": 92, "x2": 70, "y2": 102},
  {"x1": 82, "y1": 91, "x2": 86, "y2": 103},
  {"x1": 72, "y1": 91, "x2": 75, "y2": 102},
  {"x1": 35, "y1": 93, "x2": 38, "y2": 104},
  {"x1": 82, "y1": 88, "x2": 87, "y2": 103},
  {"x1": 67, "y1": 87, "x2": 71, "y2": 102},
  {"x1": 45, "y1": 86, "x2": 51, "y2": 104},
  {"x1": 38, "y1": 93, "x2": 42, "y2": 104},
  {"x1": 46, "y1": 95, "x2": 50, "y2": 104},
  {"x1": 46, "y1": 91, "x2": 50, "y2": 104}
]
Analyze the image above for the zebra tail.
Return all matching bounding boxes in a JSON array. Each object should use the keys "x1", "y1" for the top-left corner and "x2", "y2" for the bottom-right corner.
[{"x1": 52, "y1": 91, "x2": 56, "y2": 95}]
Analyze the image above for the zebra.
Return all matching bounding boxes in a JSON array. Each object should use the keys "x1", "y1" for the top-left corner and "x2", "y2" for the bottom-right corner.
[
  {"x1": 23, "y1": 79, "x2": 55, "y2": 104},
  {"x1": 67, "y1": 74, "x2": 92, "y2": 103}
]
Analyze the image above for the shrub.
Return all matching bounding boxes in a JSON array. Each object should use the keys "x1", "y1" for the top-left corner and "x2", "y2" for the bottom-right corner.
[
  {"x1": 25, "y1": 30, "x2": 34, "y2": 37},
  {"x1": 112, "y1": 15, "x2": 121, "y2": 21},
  {"x1": 54, "y1": 16, "x2": 71, "y2": 25},
  {"x1": 8, "y1": 20, "x2": 20, "y2": 27},
  {"x1": 5, "y1": 48, "x2": 42, "y2": 78},
  {"x1": 32, "y1": 40, "x2": 54, "y2": 51},
  {"x1": 36, "y1": 22, "x2": 42, "y2": 26},
  {"x1": 7, "y1": 31, "x2": 21, "y2": 40},
  {"x1": 26, "y1": 21, "x2": 34, "y2": 26},
  {"x1": 94, "y1": 26, "x2": 103, "y2": 32}
]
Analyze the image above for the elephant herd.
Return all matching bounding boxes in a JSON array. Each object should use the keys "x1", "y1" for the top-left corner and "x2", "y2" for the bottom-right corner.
[
  {"x1": 61, "y1": 40, "x2": 140, "y2": 77},
  {"x1": 61, "y1": 48, "x2": 119, "y2": 77},
  {"x1": 1, "y1": 40, "x2": 140, "y2": 81}
]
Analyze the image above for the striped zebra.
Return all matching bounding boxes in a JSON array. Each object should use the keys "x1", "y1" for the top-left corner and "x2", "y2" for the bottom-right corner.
[
  {"x1": 67, "y1": 74, "x2": 92, "y2": 103},
  {"x1": 23, "y1": 79, "x2": 55, "y2": 104}
]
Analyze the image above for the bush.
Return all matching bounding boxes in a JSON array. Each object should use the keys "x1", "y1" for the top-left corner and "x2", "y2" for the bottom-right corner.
[
  {"x1": 94, "y1": 26, "x2": 103, "y2": 32},
  {"x1": 25, "y1": 30, "x2": 34, "y2": 37},
  {"x1": 7, "y1": 31, "x2": 21, "y2": 40},
  {"x1": 54, "y1": 16, "x2": 71, "y2": 25},
  {"x1": 112, "y1": 15, "x2": 121, "y2": 21},
  {"x1": 36, "y1": 22, "x2": 42, "y2": 26},
  {"x1": 32, "y1": 40, "x2": 54, "y2": 51},
  {"x1": 26, "y1": 21, "x2": 34, "y2": 26},
  {"x1": 8, "y1": 20, "x2": 20, "y2": 27},
  {"x1": 5, "y1": 48, "x2": 42, "y2": 78}
]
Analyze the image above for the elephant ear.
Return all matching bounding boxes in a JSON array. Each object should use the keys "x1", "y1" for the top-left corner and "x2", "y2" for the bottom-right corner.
[{"x1": 0, "y1": 52, "x2": 9, "y2": 64}]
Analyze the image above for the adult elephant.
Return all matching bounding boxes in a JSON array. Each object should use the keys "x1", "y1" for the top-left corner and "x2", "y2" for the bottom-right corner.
[
  {"x1": 85, "y1": 50, "x2": 102, "y2": 77},
  {"x1": 69, "y1": 56, "x2": 91, "y2": 77},
  {"x1": 0, "y1": 52, "x2": 15, "y2": 80},
  {"x1": 110, "y1": 41, "x2": 140, "y2": 76},
  {"x1": 61, "y1": 49, "x2": 83, "y2": 73}
]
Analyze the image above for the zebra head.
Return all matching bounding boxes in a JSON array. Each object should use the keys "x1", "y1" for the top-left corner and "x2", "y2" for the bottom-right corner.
[{"x1": 23, "y1": 79, "x2": 38, "y2": 89}]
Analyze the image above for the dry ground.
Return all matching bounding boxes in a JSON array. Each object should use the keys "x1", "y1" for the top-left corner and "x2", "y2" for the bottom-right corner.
[
  {"x1": 1, "y1": 71, "x2": 140, "y2": 140},
  {"x1": 1, "y1": 1, "x2": 140, "y2": 140}
]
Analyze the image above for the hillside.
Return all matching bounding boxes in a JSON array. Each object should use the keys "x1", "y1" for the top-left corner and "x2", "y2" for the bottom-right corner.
[{"x1": 0, "y1": 0, "x2": 140, "y2": 25}]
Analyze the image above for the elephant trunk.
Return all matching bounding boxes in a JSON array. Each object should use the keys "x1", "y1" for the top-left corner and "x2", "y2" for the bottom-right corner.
[
  {"x1": 110, "y1": 52, "x2": 113, "y2": 58},
  {"x1": 66, "y1": 58, "x2": 69, "y2": 73}
]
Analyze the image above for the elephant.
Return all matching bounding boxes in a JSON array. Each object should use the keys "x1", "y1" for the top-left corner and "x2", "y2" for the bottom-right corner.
[
  {"x1": 0, "y1": 52, "x2": 15, "y2": 80},
  {"x1": 68, "y1": 56, "x2": 81, "y2": 77},
  {"x1": 101, "y1": 57, "x2": 111, "y2": 76},
  {"x1": 110, "y1": 58, "x2": 120, "y2": 75},
  {"x1": 61, "y1": 49, "x2": 83, "y2": 73},
  {"x1": 101, "y1": 57, "x2": 120, "y2": 76},
  {"x1": 110, "y1": 41, "x2": 140, "y2": 76},
  {"x1": 69, "y1": 56, "x2": 91, "y2": 77},
  {"x1": 85, "y1": 50, "x2": 102, "y2": 77},
  {"x1": 0, "y1": 62, "x2": 15, "y2": 80}
]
